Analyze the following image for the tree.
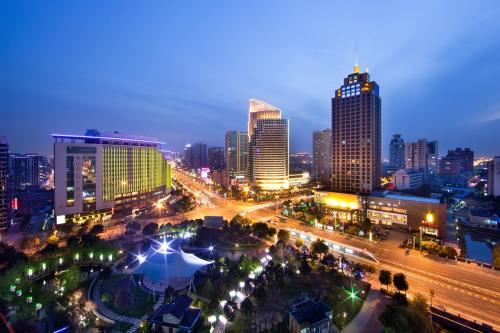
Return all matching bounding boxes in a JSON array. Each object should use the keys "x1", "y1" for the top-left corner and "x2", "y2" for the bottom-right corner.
[
  {"x1": 393, "y1": 273, "x2": 409, "y2": 295},
  {"x1": 295, "y1": 238, "x2": 304, "y2": 248},
  {"x1": 441, "y1": 246, "x2": 458, "y2": 258},
  {"x1": 321, "y1": 253, "x2": 338, "y2": 270},
  {"x1": 251, "y1": 222, "x2": 270, "y2": 239},
  {"x1": 311, "y1": 238, "x2": 329, "y2": 259},
  {"x1": 240, "y1": 297, "x2": 254, "y2": 317},
  {"x1": 361, "y1": 217, "x2": 372, "y2": 233},
  {"x1": 142, "y1": 222, "x2": 159, "y2": 236},
  {"x1": 363, "y1": 264, "x2": 376, "y2": 277},
  {"x1": 277, "y1": 229, "x2": 290, "y2": 243},
  {"x1": 199, "y1": 279, "x2": 215, "y2": 300},
  {"x1": 89, "y1": 224, "x2": 104, "y2": 235},
  {"x1": 379, "y1": 270, "x2": 392, "y2": 291},
  {"x1": 267, "y1": 227, "x2": 277, "y2": 238}
]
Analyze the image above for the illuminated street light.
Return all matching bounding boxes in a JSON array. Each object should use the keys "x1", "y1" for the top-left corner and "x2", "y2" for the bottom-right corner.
[
  {"x1": 137, "y1": 253, "x2": 146, "y2": 264},
  {"x1": 219, "y1": 300, "x2": 227, "y2": 308},
  {"x1": 239, "y1": 281, "x2": 245, "y2": 289},
  {"x1": 208, "y1": 315, "x2": 216, "y2": 324},
  {"x1": 229, "y1": 290, "x2": 236, "y2": 299},
  {"x1": 218, "y1": 315, "x2": 228, "y2": 325},
  {"x1": 208, "y1": 245, "x2": 214, "y2": 252},
  {"x1": 248, "y1": 273, "x2": 255, "y2": 279}
]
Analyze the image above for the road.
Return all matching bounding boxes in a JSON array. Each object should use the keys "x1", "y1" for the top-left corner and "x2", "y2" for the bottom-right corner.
[{"x1": 169, "y1": 173, "x2": 500, "y2": 330}]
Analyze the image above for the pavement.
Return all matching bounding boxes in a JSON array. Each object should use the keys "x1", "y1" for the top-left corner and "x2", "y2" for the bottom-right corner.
[{"x1": 341, "y1": 289, "x2": 387, "y2": 333}]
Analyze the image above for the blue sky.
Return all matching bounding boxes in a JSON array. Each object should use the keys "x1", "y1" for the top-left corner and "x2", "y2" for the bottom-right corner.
[{"x1": 1, "y1": 1, "x2": 500, "y2": 158}]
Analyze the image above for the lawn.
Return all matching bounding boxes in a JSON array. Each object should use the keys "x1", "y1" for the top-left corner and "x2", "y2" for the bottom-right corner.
[{"x1": 100, "y1": 274, "x2": 158, "y2": 318}]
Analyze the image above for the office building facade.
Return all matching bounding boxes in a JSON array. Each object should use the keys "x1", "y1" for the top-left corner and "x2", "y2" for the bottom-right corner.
[
  {"x1": 0, "y1": 137, "x2": 9, "y2": 233},
  {"x1": 389, "y1": 134, "x2": 405, "y2": 170},
  {"x1": 9, "y1": 153, "x2": 49, "y2": 191},
  {"x1": 207, "y1": 147, "x2": 225, "y2": 171},
  {"x1": 248, "y1": 100, "x2": 289, "y2": 190},
  {"x1": 183, "y1": 143, "x2": 207, "y2": 170},
  {"x1": 53, "y1": 131, "x2": 172, "y2": 224},
  {"x1": 443, "y1": 148, "x2": 474, "y2": 175},
  {"x1": 405, "y1": 139, "x2": 438, "y2": 180},
  {"x1": 394, "y1": 169, "x2": 423, "y2": 190},
  {"x1": 426, "y1": 141, "x2": 439, "y2": 176},
  {"x1": 312, "y1": 129, "x2": 332, "y2": 185},
  {"x1": 225, "y1": 131, "x2": 248, "y2": 178},
  {"x1": 331, "y1": 64, "x2": 381, "y2": 193}
]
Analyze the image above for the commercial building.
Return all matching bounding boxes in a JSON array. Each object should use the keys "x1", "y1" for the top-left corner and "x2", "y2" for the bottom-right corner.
[
  {"x1": 248, "y1": 99, "x2": 289, "y2": 190},
  {"x1": 488, "y1": 156, "x2": 500, "y2": 197},
  {"x1": 183, "y1": 143, "x2": 207, "y2": 171},
  {"x1": 389, "y1": 134, "x2": 405, "y2": 170},
  {"x1": 439, "y1": 155, "x2": 461, "y2": 176},
  {"x1": 331, "y1": 64, "x2": 381, "y2": 194},
  {"x1": 149, "y1": 295, "x2": 201, "y2": 333},
  {"x1": 314, "y1": 189, "x2": 446, "y2": 237},
  {"x1": 312, "y1": 129, "x2": 332, "y2": 185},
  {"x1": 53, "y1": 130, "x2": 172, "y2": 224},
  {"x1": 207, "y1": 146, "x2": 225, "y2": 171},
  {"x1": 394, "y1": 169, "x2": 423, "y2": 190},
  {"x1": 0, "y1": 137, "x2": 9, "y2": 233},
  {"x1": 225, "y1": 131, "x2": 248, "y2": 178},
  {"x1": 288, "y1": 171, "x2": 311, "y2": 187},
  {"x1": 426, "y1": 141, "x2": 439, "y2": 176},
  {"x1": 9, "y1": 153, "x2": 49, "y2": 191}
]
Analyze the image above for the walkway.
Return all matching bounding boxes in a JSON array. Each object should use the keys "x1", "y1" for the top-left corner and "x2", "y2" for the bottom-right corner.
[{"x1": 341, "y1": 289, "x2": 388, "y2": 333}]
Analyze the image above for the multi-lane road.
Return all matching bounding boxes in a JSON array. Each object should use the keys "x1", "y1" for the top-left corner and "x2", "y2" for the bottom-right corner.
[{"x1": 172, "y1": 173, "x2": 500, "y2": 330}]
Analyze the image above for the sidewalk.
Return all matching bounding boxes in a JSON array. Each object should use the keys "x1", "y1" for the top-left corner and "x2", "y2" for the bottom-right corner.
[{"x1": 341, "y1": 289, "x2": 388, "y2": 333}]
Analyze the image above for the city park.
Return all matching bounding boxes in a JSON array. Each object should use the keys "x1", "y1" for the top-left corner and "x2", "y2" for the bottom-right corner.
[{"x1": 0, "y1": 208, "x2": 430, "y2": 333}]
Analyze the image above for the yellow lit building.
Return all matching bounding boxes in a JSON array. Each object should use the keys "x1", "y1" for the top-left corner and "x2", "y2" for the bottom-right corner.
[{"x1": 53, "y1": 131, "x2": 172, "y2": 224}]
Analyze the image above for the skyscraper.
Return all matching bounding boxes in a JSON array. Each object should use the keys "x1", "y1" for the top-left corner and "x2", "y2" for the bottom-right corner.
[
  {"x1": 208, "y1": 147, "x2": 225, "y2": 171},
  {"x1": 0, "y1": 137, "x2": 9, "y2": 233},
  {"x1": 8, "y1": 153, "x2": 48, "y2": 191},
  {"x1": 53, "y1": 130, "x2": 172, "y2": 224},
  {"x1": 443, "y1": 148, "x2": 474, "y2": 174},
  {"x1": 225, "y1": 131, "x2": 248, "y2": 177},
  {"x1": 183, "y1": 143, "x2": 207, "y2": 170},
  {"x1": 312, "y1": 129, "x2": 332, "y2": 185},
  {"x1": 426, "y1": 140, "x2": 439, "y2": 176},
  {"x1": 488, "y1": 157, "x2": 500, "y2": 197},
  {"x1": 331, "y1": 64, "x2": 381, "y2": 193},
  {"x1": 389, "y1": 134, "x2": 405, "y2": 170},
  {"x1": 248, "y1": 99, "x2": 289, "y2": 190}
]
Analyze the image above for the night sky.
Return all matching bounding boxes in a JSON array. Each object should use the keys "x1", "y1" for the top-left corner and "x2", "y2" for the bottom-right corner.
[{"x1": 1, "y1": 1, "x2": 500, "y2": 158}]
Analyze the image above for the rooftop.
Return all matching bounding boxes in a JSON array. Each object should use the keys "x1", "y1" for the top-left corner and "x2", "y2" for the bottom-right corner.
[{"x1": 290, "y1": 300, "x2": 331, "y2": 326}]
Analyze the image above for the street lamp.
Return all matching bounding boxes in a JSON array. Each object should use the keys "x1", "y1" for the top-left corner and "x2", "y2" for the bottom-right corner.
[
  {"x1": 208, "y1": 315, "x2": 216, "y2": 329},
  {"x1": 229, "y1": 290, "x2": 236, "y2": 299},
  {"x1": 239, "y1": 281, "x2": 245, "y2": 290}
]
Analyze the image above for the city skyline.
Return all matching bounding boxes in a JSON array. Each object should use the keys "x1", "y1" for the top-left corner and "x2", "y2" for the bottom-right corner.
[{"x1": 2, "y1": 1, "x2": 500, "y2": 157}]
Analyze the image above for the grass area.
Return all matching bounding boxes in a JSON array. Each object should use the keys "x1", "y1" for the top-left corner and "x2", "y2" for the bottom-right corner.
[{"x1": 100, "y1": 274, "x2": 157, "y2": 318}]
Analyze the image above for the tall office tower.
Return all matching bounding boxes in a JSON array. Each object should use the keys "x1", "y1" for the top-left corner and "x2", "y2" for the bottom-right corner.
[
  {"x1": 331, "y1": 64, "x2": 381, "y2": 193},
  {"x1": 488, "y1": 157, "x2": 500, "y2": 197},
  {"x1": 426, "y1": 141, "x2": 439, "y2": 176},
  {"x1": 183, "y1": 143, "x2": 207, "y2": 170},
  {"x1": 0, "y1": 137, "x2": 9, "y2": 233},
  {"x1": 444, "y1": 148, "x2": 474, "y2": 174},
  {"x1": 8, "y1": 153, "x2": 48, "y2": 191},
  {"x1": 248, "y1": 100, "x2": 289, "y2": 190},
  {"x1": 312, "y1": 129, "x2": 333, "y2": 185},
  {"x1": 248, "y1": 99, "x2": 281, "y2": 139},
  {"x1": 53, "y1": 130, "x2": 172, "y2": 224},
  {"x1": 389, "y1": 134, "x2": 405, "y2": 170},
  {"x1": 225, "y1": 131, "x2": 248, "y2": 178},
  {"x1": 208, "y1": 147, "x2": 225, "y2": 171}
]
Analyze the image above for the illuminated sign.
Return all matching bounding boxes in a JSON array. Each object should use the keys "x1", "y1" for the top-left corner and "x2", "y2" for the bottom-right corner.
[
  {"x1": 315, "y1": 191, "x2": 359, "y2": 210},
  {"x1": 201, "y1": 167, "x2": 210, "y2": 179},
  {"x1": 56, "y1": 215, "x2": 66, "y2": 225}
]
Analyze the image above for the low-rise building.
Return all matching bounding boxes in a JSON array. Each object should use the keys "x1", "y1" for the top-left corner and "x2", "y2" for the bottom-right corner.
[
  {"x1": 467, "y1": 210, "x2": 499, "y2": 231},
  {"x1": 394, "y1": 169, "x2": 423, "y2": 190},
  {"x1": 314, "y1": 189, "x2": 447, "y2": 237},
  {"x1": 149, "y1": 295, "x2": 202, "y2": 333},
  {"x1": 288, "y1": 171, "x2": 310, "y2": 187},
  {"x1": 289, "y1": 299, "x2": 332, "y2": 333}
]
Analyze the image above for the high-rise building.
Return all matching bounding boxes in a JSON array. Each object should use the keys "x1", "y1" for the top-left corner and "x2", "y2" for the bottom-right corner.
[
  {"x1": 208, "y1": 147, "x2": 225, "y2": 171},
  {"x1": 0, "y1": 137, "x2": 9, "y2": 233},
  {"x1": 439, "y1": 156, "x2": 461, "y2": 176},
  {"x1": 248, "y1": 99, "x2": 289, "y2": 190},
  {"x1": 442, "y1": 148, "x2": 474, "y2": 174},
  {"x1": 426, "y1": 141, "x2": 439, "y2": 176},
  {"x1": 183, "y1": 143, "x2": 207, "y2": 170},
  {"x1": 488, "y1": 157, "x2": 500, "y2": 197},
  {"x1": 225, "y1": 131, "x2": 248, "y2": 178},
  {"x1": 248, "y1": 99, "x2": 281, "y2": 139},
  {"x1": 389, "y1": 134, "x2": 405, "y2": 170},
  {"x1": 331, "y1": 64, "x2": 381, "y2": 193},
  {"x1": 8, "y1": 153, "x2": 49, "y2": 191},
  {"x1": 53, "y1": 130, "x2": 172, "y2": 224},
  {"x1": 312, "y1": 129, "x2": 332, "y2": 185}
]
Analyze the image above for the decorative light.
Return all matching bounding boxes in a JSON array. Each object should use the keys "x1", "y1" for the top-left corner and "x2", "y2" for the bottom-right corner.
[
  {"x1": 75, "y1": 253, "x2": 80, "y2": 261},
  {"x1": 208, "y1": 315, "x2": 216, "y2": 324},
  {"x1": 28, "y1": 268, "x2": 33, "y2": 277},
  {"x1": 89, "y1": 252, "x2": 94, "y2": 259},
  {"x1": 137, "y1": 254, "x2": 146, "y2": 264},
  {"x1": 208, "y1": 246, "x2": 214, "y2": 251},
  {"x1": 229, "y1": 290, "x2": 236, "y2": 298},
  {"x1": 219, "y1": 300, "x2": 227, "y2": 308},
  {"x1": 239, "y1": 281, "x2": 245, "y2": 289},
  {"x1": 42, "y1": 263, "x2": 46, "y2": 270},
  {"x1": 266, "y1": 255, "x2": 272, "y2": 261},
  {"x1": 58, "y1": 258, "x2": 63, "y2": 265},
  {"x1": 99, "y1": 254, "x2": 104, "y2": 261},
  {"x1": 108, "y1": 254, "x2": 113, "y2": 262},
  {"x1": 248, "y1": 273, "x2": 255, "y2": 279},
  {"x1": 236, "y1": 291, "x2": 244, "y2": 299},
  {"x1": 218, "y1": 315, "x2": 228, "y2": 325},
  {"x1": 265, "y1": 248, "x2": 269, "y2": 253}
]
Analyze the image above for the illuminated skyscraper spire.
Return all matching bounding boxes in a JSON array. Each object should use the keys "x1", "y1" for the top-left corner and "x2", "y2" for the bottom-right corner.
[{"x1": 354, "y1": 40, "x2": 360, "y2": 73}]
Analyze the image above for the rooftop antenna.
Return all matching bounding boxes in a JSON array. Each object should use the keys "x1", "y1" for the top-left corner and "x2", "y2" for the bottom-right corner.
[{"x1": 354, "y1": 40, "x2": 360, "y2": 73}]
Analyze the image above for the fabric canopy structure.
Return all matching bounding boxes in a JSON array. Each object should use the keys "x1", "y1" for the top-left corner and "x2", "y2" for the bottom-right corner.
[{"x1": 132, "y1": 238, "x2": 213, "y2": 291}]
